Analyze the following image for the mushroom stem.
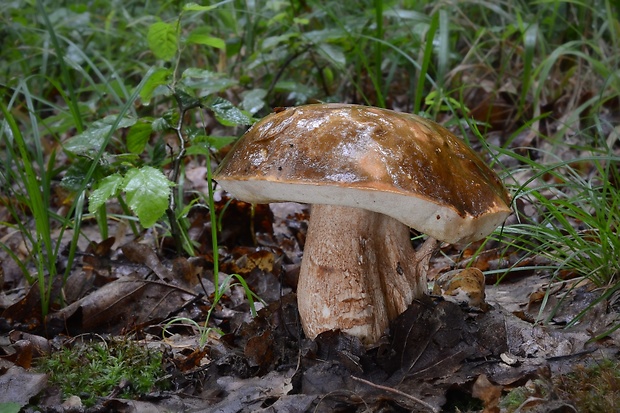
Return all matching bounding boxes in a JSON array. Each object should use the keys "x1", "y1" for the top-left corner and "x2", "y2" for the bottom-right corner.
[{"x1": 297, "y1": 204, "x2": 437, "y2": 344}]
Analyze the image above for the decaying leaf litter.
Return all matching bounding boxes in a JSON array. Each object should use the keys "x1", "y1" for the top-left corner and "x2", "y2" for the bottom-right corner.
[
  {"x1": 0, "y1": 105, "x2": 618, "y2": 411},
  {"x1": 2, "y1": 4, "x2": 620, "y2": 411},
  {"x1": 1, "y1": 108, "x2": 619, "y2": 411},
  {"x1": 1, "y1": 126, "x2": 620, "y2": 412}
]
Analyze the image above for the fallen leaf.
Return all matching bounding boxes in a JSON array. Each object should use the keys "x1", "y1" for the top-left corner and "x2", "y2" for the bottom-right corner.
[
  {"x1": 174, "y1": 347, "x2": 210, "y2": 372},
  {"x1": 0, "y1": 366, "x2": 47, "y2": 407},
  {"x1": 472, "y1": 374, "x2": 502, "y2": 413},
  {"x1": 381, "y1": 297, "x2": 475, "y2": 379},
  {"x1": 220, "y1": 247, "x2": 276, "y2": 277},
  {"x1": 121, "y1": 241, "x2": 174, "y2": 282},
  {"x1": 245, "y1": 331, "x2": 275, "y2": 368},
  {"x1": 433, "y1": 267, "x2": 488, "y2": 310},
  {"x1": 1, "y1": 278, "x2": 63, "y2": 333},
  {"x1": 47, "y1": 274, "x2": 196, "y2": 335},
  {"x1": 206, "y1": 369, "x2": 295, "y2": 412},
  {"x1": 63, "y1": 237, "x2": 118, "y2": 304}
]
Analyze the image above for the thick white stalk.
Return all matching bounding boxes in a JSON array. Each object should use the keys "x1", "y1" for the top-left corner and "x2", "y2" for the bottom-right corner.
[{"x1": 297, "y1": 204, "x2": 435, "y2": 344}]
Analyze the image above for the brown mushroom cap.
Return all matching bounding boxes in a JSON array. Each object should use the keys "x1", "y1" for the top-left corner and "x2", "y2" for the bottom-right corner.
[{"x1": 214, "y1": 103, "x2": 511, "y2": 244}]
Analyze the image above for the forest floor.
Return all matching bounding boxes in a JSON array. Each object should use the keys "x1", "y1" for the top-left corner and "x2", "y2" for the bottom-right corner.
[
  {"x1": 1, "y1": 143, "x2": 620, "y2": 412},
  {"x1": 2, "y1": 3, "x2": 620, "y2": 409}
]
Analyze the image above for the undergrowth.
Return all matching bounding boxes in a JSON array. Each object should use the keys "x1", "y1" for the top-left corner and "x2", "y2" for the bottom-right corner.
[
  {"x1": 555, "y1": 358, "x2": 620, "y2": 412},
  {"x1": 0, "y1": 0, "x2": 619, "y2": 334},
  {"x1": 500, "y1": 358, "x2": 620, "y2": 412}
]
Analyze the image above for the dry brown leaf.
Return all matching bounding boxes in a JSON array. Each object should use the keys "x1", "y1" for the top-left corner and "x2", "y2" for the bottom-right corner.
[
  {"x1": 0, "y1": 366, "x2": 48, "y2": 406},
  {"x1": 472, "y1": 374, "x2": 502, "y2": 413},
  {"x1": 220, "y1": 247, "x2": 276, "y2": 276},
  {"x1": 244, "y1": 329, "x2": 276, "y2": 373},
  {"x1": 433, "y1": 267, "x2": 488, "y2": 310},
  {"x1": 121, "y1": 241, "x2": 174, "y2": 281},
  {"x1": 47, "y1": 274, "x2": 196, "y2": 335}
]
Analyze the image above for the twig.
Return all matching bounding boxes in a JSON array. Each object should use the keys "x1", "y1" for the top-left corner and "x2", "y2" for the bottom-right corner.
[
  {"x1": 266, "y1": 44, "x2": 313, "y2": 98},
  {"x1": 350, "y1": 375, "x2": 439, "y2": 413}
]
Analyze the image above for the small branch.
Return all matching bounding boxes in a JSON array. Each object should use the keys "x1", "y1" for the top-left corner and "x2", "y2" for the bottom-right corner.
[
  {"x1": 350, "y1": 375, "x2": 439, "y2": 413},
  {"x1": 170, "y1": 104, "x2": 188, "y2": 187},
  {"x1": 266, "y1": 44, "x2": 313, "y2": 98}
]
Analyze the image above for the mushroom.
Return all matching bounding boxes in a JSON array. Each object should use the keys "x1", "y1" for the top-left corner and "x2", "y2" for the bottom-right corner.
[{"x1": 214, "y1": 103, "x2": 511, "y2": 344}]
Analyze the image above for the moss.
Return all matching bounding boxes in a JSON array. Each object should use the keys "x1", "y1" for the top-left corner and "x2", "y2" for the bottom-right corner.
[
  {"x1": 555, "y1": 358, "x2": 620, "y2": 413},
  {"x1": 38, "y1": 338, "x2": 169, "y2": 407},
  {"x1": 499, "y1": 379, "x2": 550, "y2": 412}
]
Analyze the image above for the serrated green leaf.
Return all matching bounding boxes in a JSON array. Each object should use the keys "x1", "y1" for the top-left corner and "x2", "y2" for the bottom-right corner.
[
  {"x1": 162, "y1": 109, "x2": 180, "y2": 128},
  {"x1": 184, "y1": 126, "x2": 202, "y2": 142},
  {"x1": 147, "y1": 22, "x2": 177, "y2": 60},
  {"x1": 64, "y1": 116, "x2": 136, "y2": 155},
  {"x1": 122, "y1": 166, "x2": 173, "y2": 228},
  {"x1": 173, "y1": 88, "x2": 202, "y2": 110},
  {"x1": 205, "y1": 97, "x2": 253, "y2": 126},
  {"x1": 151, "y1": 139, "x2": 167, "y2": 166},
  {"x1": 89, "y1": 173, "x2": 123, "y2": 214},
  {"x1": 152, "y1": 116, "x2": 172, "y2": 132},
  {"x1": 140, "y1": 67, "x2": 172, "y2": 103},
  {"x1": 187, "y1": 28, "x2": 226, "y2": 50},
  {"x1": 126, "y1": 121, "x2": 153, "y2": 154}
]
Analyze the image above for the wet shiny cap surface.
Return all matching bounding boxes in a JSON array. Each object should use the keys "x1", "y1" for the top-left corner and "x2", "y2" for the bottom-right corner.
[{"x1": 214, "y1": 103, "x2": 511, "y2": 243}]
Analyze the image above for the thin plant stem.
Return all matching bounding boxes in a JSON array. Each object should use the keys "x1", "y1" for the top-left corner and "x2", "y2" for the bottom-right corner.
[
  {"x1": 374, "y1": 0, "x2": 385, "y2": 108},
  {"x1": 204, "y1": 140, "x2": 220, "y2": 296}
]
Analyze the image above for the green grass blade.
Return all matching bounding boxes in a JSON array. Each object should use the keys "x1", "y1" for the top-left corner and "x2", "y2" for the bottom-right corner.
[
  {"x1": 414, "y1": 12, "x2": 438, "y2": 114},
  {"x1": 0, "y1": 99, "x2": 55, "y2": 314},
  {"x1": 373, "y1": 0, "x2": 385, "y2": 108},
  {"x1": 36, "y1": 0, "x2": 84, "y2": 133}
]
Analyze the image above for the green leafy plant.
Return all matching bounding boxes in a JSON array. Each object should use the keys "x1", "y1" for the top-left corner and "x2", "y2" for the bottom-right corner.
[
  {"x1": 138, "y1": 4, "x2": 267, "y2": 343},
  {"x1": 0, "y1": 0, "x2": 257, "y2": 317},
  {"x1": 48, "y1": 3, "x2": 263, "y2": 342},
  {"x1": 57, "y1": 1, "x2": 255, "y2": 254},
  {"x1": 0, "y1": 1, "x2": 154, "y2": 316}
]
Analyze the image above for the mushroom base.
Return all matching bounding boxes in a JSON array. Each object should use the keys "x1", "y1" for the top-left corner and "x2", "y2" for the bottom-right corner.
[{"x1": 297, "y1": 204, "x2": 437, "y2": 344}]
